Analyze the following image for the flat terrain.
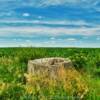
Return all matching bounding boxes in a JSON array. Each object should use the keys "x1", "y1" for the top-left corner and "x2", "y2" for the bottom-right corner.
[{"x1": 0, "y1": 48, "x2": 100, "y2": 100}]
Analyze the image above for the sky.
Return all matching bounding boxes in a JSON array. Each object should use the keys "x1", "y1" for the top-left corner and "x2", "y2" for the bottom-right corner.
[{"x1": 0, "y1": 0, "x2": 100, "y2": 47}]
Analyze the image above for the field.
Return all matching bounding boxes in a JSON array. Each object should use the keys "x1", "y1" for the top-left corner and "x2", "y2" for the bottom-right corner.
[{"x1": 0, "y1": 48, "x2": 100, "y2": 100}]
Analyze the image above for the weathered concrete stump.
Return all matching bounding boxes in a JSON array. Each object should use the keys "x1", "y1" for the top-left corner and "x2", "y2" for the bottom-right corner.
[
  {"x1": 27, "y1": 57, "x2": 88, "y2": 99},
  {"x1": 28, "y1": 57, "x2": 73, "y2": 79}
]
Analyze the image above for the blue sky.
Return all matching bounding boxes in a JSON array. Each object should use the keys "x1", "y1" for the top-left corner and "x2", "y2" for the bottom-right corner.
[{"x1": 0, "y1": 0, "x2": 100, "y2": 47}]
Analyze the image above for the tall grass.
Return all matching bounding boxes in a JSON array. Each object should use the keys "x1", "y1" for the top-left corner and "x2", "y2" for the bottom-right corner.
[{"x1": 0, "y1": 48, "x2": 100, "y2": 99}]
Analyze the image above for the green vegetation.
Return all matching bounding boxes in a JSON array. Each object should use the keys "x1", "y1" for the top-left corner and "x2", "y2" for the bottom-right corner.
[{"x1": 0, "y1": 48, "x2": 100, "y2": 100}]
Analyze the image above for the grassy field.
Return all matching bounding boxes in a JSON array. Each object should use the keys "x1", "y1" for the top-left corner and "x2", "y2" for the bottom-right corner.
[{"x1": 0, "y1": 48, "x2": 100, "y2": 100}]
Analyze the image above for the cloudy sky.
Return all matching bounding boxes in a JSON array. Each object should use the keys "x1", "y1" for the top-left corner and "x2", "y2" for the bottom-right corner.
[{"x1": 0, "y1": 0, "x2": 100, "y2": 47}]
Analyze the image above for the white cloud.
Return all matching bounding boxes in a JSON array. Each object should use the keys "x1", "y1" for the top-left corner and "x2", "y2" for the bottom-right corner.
[
  {"x1": 0, "y1": 25, "x2": 99, "y2": 36},
  {"x1": 23, "y1": 13, "x2": 30, "y2": 17},
  {"x1": 50, "y1": 37, "x2": 55, "y2": 40},
  {"x1": 0, "y1": 0, "x2": 98, "y2": 10},
  {"x1": 26, "y1": 40, "x2": 32, "y2": 42},
  {"x1": 0, "y1": 19, "x2": 93, "y2": 26},
  {"x1": 24, "y1": 0, "x2": 99, "y2": 9},
  {"x1": 37, "y1": 0, "x2": 81, "y2": 7},
  {"x1": 66, "y1": 38, "x2": 77, "y2": 41},
  {"x1": 38, "y1": 16, "x2": 44, "y2": 19},
  {"x1": 0, "y1": 0, "x2": 99, "y2": 11},
  {"x1": 97, "y1": 37, "x2": 100, "y2": 40}
]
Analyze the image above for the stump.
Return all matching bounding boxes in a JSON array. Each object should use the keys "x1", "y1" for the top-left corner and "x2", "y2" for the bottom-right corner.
[
  {"x1": 26, "y1": 57, "x2": 88, "y2": 99},
  {"x1": 28, "y1": 57, "x2": 73, "y2": 79}
]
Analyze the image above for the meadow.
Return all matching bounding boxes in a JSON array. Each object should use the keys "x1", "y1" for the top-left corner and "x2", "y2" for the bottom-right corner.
[{"x1": 0, "y1": 48, "x2": 100, "y2": 100}]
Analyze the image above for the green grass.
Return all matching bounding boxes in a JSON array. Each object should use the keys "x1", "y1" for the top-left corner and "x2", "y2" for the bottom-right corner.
[{"x1": 0, "y1": 48, "x2": 100, "y2": 100}]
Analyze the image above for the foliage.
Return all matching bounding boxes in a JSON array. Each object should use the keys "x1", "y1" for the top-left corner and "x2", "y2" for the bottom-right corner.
[{"x1": 0, "y1": 48, "x2": 100, "y2": 100}]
